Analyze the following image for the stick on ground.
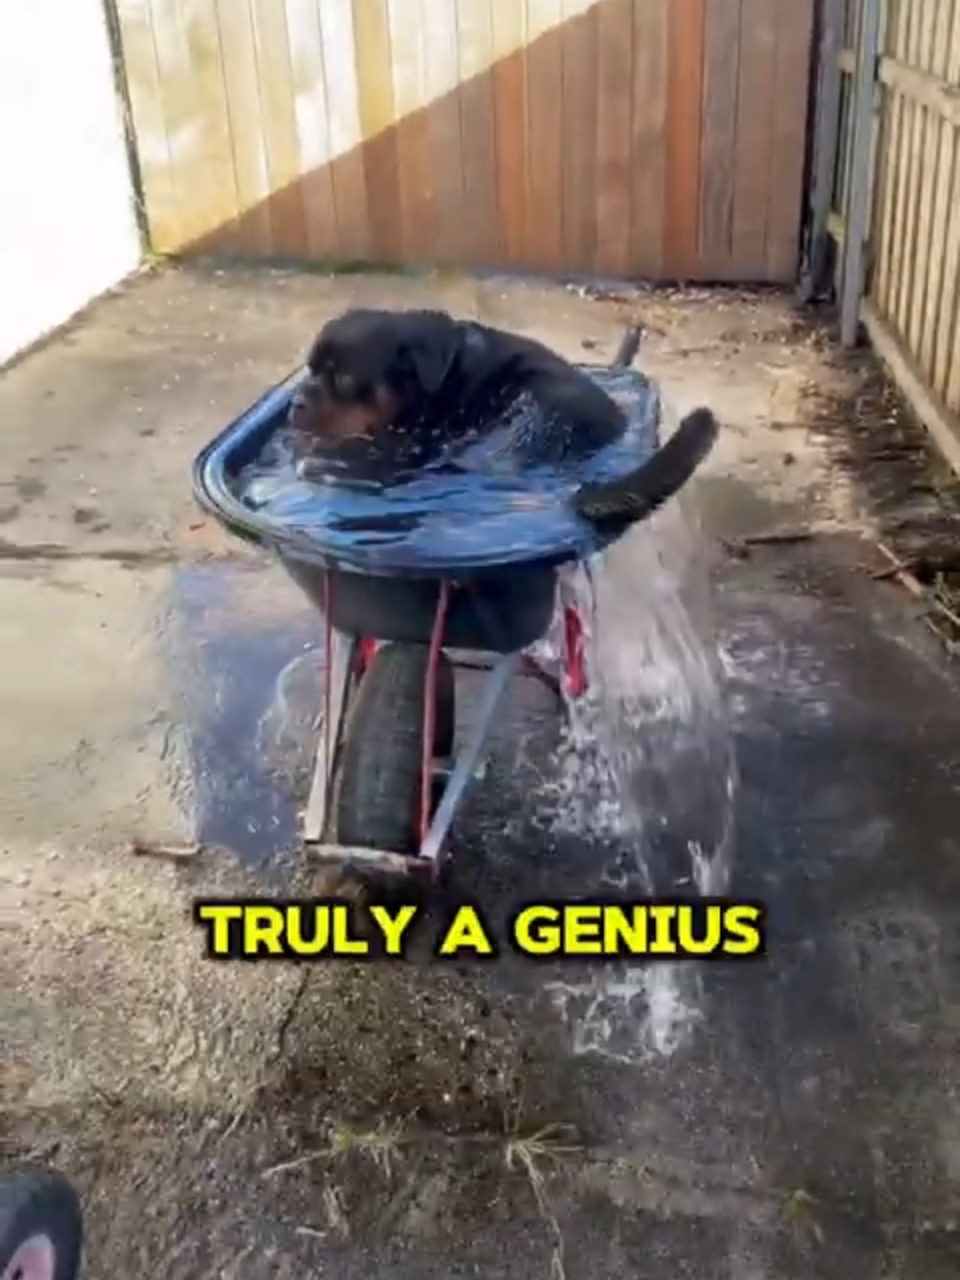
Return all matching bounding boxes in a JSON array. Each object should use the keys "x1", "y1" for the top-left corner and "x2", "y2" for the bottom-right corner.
[
  {"x1": 873, "y1": 541, "x2": 960, "y2": 644},
  {"x1": 129, "y1": 839, "x2": 203, "y2": 862}
]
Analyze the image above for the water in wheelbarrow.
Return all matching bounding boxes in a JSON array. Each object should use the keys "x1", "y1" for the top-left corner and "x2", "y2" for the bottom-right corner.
[{"x1": 233, "y1": 365, "x2": 661, "y2": 573}]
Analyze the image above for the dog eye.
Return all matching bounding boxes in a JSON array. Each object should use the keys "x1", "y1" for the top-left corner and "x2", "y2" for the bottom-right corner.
[{"x1": 332, "y1": 370, "x2": 355, "y2": 397}]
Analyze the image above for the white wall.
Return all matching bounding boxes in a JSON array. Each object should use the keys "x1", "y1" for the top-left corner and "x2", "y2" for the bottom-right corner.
[{"x1": 0, "y1": 0, "x2": 142, "y2": 366}]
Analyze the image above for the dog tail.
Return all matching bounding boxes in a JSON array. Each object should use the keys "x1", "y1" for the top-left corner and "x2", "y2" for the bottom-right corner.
[{"x1": 571, "y1": 406, "x2": 718, "y2": 529}]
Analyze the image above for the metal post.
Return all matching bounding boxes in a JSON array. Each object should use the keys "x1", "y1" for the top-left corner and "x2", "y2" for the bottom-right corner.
[
  {"x1": 839, "y1": 0, "x2": 884, "y2": 347},
  {"x1": 302, "y1": 630, "x2": 356, "y2": 844},
  {"x1": 800, "y1": 0, "x2": 845, "y2": 301}
]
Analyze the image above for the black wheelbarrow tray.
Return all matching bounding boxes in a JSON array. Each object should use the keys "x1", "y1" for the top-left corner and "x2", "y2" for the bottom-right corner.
[{"x1": 191, "y1": 328, "x2": 719, "y2": 893}]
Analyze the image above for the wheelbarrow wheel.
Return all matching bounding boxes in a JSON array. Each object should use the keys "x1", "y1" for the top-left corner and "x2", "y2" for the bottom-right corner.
[
  {"x1": 333, "y1": 642, "x2": 455, "y2": 857},
  {"x1": 0, "y1": 1165, "x2": 83, "y2": 1280}
]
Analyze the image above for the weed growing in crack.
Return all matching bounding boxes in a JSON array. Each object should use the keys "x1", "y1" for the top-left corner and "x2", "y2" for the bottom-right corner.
[{"x1": 504, "y1": 1122, "x2": 582, "y2": 1280}]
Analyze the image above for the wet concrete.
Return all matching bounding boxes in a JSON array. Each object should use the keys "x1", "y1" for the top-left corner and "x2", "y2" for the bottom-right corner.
[{"x1": 3, "y1": 266, "x2": 960, "y2": 1279}]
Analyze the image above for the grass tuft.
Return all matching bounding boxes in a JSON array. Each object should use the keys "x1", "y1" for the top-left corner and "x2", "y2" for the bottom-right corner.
[{"x1": 504, "y1": 1122, "x2": 581, "y2": 1280}]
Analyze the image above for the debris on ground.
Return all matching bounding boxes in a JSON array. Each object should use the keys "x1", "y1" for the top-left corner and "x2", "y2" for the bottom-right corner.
[
  {"x1": 722, "y1": 527, "x2": 817, "y2": 559},
  {"x1": 869, "y1": 541, "x2": 960, "y2": 655},
  {"x1": 129, "y1": 839, "x2": 203, "y2": 862}
]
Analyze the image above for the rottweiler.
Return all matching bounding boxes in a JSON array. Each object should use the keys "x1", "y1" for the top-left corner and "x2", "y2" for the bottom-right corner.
[{"x1": 289, "y1": 307, "x2": 628, "y2": 478}]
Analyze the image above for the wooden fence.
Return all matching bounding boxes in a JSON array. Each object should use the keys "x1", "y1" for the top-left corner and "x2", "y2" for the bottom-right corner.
[
  {"x1": 808, "y1": 0, "x2": 960, "y2": 470},
  {"x1": 114, "y1": 0, "x2": 816, "y2": 282}
]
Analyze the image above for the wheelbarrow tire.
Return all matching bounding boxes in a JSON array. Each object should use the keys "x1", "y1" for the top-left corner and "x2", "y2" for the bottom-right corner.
[
  {"x1": 0, "y1": 1165, "x2": 83, "y2": 1280},
  {"x1": 334, "y1": 642, "x2": 455, "y2": 857}
]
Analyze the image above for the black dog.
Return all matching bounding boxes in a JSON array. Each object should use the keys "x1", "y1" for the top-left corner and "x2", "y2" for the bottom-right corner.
[{"x1": 289, "y1": 308, "x2": 628, "y2": 478}]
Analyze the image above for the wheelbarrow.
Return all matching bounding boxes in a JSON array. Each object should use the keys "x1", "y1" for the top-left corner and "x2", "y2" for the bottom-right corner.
[{"x1": 192, "y1": 327, "x2": 718, "y2": 896}]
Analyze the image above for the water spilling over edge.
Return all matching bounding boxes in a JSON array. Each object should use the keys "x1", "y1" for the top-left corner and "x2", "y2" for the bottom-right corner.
[{"x1": 531, "y1": 487, "x2": 738, "y2": 1064}]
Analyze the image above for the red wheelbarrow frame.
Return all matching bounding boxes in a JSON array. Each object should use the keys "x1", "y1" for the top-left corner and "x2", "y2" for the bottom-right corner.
[{"x1": 301, "y1": 569, "x2": 589, "y2": 883}]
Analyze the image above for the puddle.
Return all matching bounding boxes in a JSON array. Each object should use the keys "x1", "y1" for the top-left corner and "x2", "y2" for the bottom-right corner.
[
  {"x1": 159, "y1": 559, "x2": 318, "y2": 870},
  {"x1": 694, "y1": 472, "x2": 812, "y2": 540}
]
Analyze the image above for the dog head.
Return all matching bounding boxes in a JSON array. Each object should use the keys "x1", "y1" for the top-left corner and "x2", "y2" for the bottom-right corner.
[
  {"x1": 288, "y1": 378, "x2": 399, "y2": 451},
  {"x1": 290, "y1": 308, "x2": 461, "y2": 444}
]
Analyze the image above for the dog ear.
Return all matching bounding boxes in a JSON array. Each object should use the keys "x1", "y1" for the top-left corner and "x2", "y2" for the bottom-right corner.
[
  {"x1": 305, "y1": 333, "x2": 328, "y2": 374},
  {"x1": 398, "y1": 311, "x2": 459, "y2": 394}
]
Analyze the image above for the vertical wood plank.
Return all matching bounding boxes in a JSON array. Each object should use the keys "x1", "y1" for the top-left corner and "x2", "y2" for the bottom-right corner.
[
  {"x1": 151, "y1": 0, "x2": 239, "y2": 247},
  {"x1": 765, "y1": 0, "x2": 816, "y2": 282},
  {"x1": 215, "y1": 0, "x2": 274, "y2": 252},
  {"x1": 524, "y1": 0, "x2": 565, "y2": 271},
  {"x1": 282, "y1": 0, "x2": 339, "y2": 259},
  {"x1": 457, "y1": 0, "x2": 499, "y2": 267},
  {"x1": 630, "y1": 0, "x2": 670, "y2": 278},
  {"x1": 730, "y1": 0, "x2": 777, "y2": 279},
  {"x1": 189, "y1": 1, "x2": 241, "y2": 249},
  {"x1": 352, "y1": 0, "x2": 402, "y2": 263},
  {"x1": 560, "y1": 0, "x2": 599, "y2": 273},
  {"x1": 388, "y1": 0, "x2": 437, "y2": 262},
  {"x1": 939, "y1": 0, "x2": 960, "y2": 411},
  {"x1": 594, "y1": 0, "x2": 635, "y2": 277},
  {"x1": 317, "y1": 0, "x2": 370, "y2": 259},
  {"x1": 249, "y1": 0, "x2": 309, "y2": 255},
  {"x1": 490, "y1": 1, "x2": 528, "y2": 267},
  {"x1": 931, "y1": 124, "x2": 960, "y2": 400},
  {"x1": 874, "y1": 0, "x2": 911, "y2": 314},
  {"x1": 664, "y1": 0, "x2": 707, "y2": 277},
  {"x1": 869, "y1": 0, "x2": 897, "y2": 311},
  {"x1": 839, "y1": 0, "x2": 883, "y2": 345},
  {"x1": 803, "y1": 0, "x2": 845, "y2": 294},
  {"x1": 422, "y1": 1, "x2": 464, "y2": 266},
  {"x1": 889, "y1": 0, "x2": 925, "y2": 333},
  {"x1": 114, "y1": 0, "x2": 180, "y2": 250},
  {"x1": 912, "y1": 0, "x2": 953, "y2": 372},
  {"x1": 900, "y1": 0, "x2": 938, "y2": 352},
  {"x1": 930, "y1": 217, "x2": 960, "y2": 416},
  {"x1": 698, "y1": 0, "x2": 742, "y2": 279}
]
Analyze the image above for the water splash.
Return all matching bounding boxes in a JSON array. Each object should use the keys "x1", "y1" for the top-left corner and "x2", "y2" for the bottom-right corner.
[{"x1": 533, "y1": 488, "x2": 737, "y2": 1064}]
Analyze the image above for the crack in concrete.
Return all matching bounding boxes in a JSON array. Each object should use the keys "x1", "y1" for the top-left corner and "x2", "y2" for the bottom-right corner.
[{"x1": 0, "y1": 537, "x2": 247, "y2": 567}]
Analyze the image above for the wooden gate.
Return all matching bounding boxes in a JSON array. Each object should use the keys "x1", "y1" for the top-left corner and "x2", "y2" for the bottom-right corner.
[
  {"x1": 114, "y1": 0, "x2": 816, "y2": 283},
  {"x1": 806, "y1": 0, "x2": 960, "y2": 469}
]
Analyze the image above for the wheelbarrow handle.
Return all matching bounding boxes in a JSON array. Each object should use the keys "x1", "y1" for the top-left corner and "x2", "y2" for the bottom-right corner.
[
  {"x1": 611, "y1": 325, "x2": 642, "y2": 371},
  {"x1": 611, "y1": 324, "x2": 643, "y2": 368},
  {"x1": 571, "y1": 406, "x2": 719, "y2": 530}
]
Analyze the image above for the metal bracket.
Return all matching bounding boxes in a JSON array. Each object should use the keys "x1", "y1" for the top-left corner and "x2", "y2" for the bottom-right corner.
[
  {"x1": 417, "y1": 652, "x2": 519, "y2": 864},
  {"x1": 800, "y1": 0, "x2": 845, "y2": 302},
  {"x1": 839, "y1": 0, "x2": 884, "y2": 347}
]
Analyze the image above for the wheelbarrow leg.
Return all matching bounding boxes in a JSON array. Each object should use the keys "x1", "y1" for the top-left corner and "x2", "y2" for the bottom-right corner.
[
  {"x1": 418, "y1": 651, "x2": 519, "y2": 865},
  {"x1": 302, "y1": 628, "x2": 357, "y2": 844},
  {"x1": 558, "y1": 570, "x2": 589, "y2": 700}
]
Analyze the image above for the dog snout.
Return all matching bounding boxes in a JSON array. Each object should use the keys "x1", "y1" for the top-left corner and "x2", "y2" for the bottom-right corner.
[
  {"x1": 292, "y1": 377, "x2": 321, "y2": 408},
  {"x1": 289, "y1": 379, "x2": 322, "y2": 431},
  {"x1": 288, "y1": 394, "x2": 307, "y2": 429}
]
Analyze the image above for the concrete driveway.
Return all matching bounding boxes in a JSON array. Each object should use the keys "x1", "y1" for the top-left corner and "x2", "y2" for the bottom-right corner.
[{"x1": 3, "y1": 266, "x2": 960, "y2": 1280}]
